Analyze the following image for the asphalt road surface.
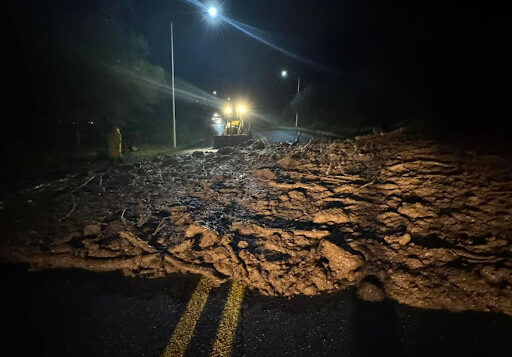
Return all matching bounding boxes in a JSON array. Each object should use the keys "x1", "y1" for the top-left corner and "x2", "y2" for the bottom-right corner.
[
  {"x1": 253, "y1": 128, "x2": 315, "y2": 143},
  {"x1": 3, "y1": 264, "x2": 511, "y2": 357}
]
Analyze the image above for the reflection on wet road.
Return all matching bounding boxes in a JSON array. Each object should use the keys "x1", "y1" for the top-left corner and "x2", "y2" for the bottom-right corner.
[{"x1": 254, "y1": 128, "x2": 313, "y2": 143}]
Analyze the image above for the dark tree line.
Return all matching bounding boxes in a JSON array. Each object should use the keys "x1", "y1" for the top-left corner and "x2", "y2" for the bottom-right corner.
[
  {"x1": 284, "y1": 1, "x2": 509, "y2": 139},
  {"x1": 5, "y1": 0, "x2": 211, "y2": 157}
]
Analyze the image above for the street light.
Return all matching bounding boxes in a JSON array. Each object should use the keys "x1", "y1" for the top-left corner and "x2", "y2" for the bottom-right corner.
[
  {"x1": 169, "y1": 5, "x2": 221, "y2": 149},
  {"x1": 204, "y1": 4, "x2": 221, "y2": 23},
  {"x1": 207, "y1": 6, "x2": 218, "y2": 18},
  {"x1": 280, "y1": 69, "x2": 301, "y2": 127},
  {"x1": 170, "y1": 21, "x2": 176, "y2": 148}
]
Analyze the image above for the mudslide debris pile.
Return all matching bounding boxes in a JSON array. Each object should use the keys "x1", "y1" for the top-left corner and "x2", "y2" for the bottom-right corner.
[{"x1": 2, "y1": 130, "x2": 512, "y2": 315}]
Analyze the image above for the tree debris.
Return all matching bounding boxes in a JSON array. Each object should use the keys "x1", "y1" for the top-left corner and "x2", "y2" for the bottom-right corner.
[{"x1": 2, "y1": 129, "x2": 512, "y2": 316}]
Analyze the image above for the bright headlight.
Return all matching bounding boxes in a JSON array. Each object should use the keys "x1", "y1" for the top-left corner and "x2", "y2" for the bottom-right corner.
[
  {"x1": 236, "y1": 104, "x2": 247, "y2": 114},
  {"x1": 223, "y1": 105, "x2": 233, "y2": 115}
]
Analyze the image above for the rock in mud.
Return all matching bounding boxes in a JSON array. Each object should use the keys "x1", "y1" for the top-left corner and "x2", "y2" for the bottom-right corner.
[
  {"x1": 277, "y1": 157, "x2": 300, "y2": 170},
  {"x1": 313, "y1": 208, "x2": 350, "y2": 224},
  {"x1": 162, "y1": 156, "x2": 178, "y2": 166},
  {"x1": 398, "y1": 202, "x2": 435, "y2": 219},
  {"x1": 251, "y1": 168, "x2": 276, "y2": 180},
  {"x1": 83, "y1": 224, "x2": 101, "y2": 237},
  {"x1": 319, "y1": 240, "x2": 362, "y2": 282},
  {"x1": 480, "y1": 266, "x2": 511, "y2": 284},
  {"x1": 237, "y1": 241, "x2": 249, "y2": 249},
  {"x1": 217, "y1": 147, "x2": 235, "y2": 155},
  {"x1": 252, "y1": 140, "x2": 265, "y2": 150},
  {"x1": 357, "y1": 280, "x2": 386, "y2": 302},
  {"x1": 384, "y1": 232, "x2": 411, "y2": 246}
]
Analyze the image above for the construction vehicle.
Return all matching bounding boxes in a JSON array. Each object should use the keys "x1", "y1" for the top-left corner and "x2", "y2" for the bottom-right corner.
[{"x1": 213, "y1": 101, "x2": 252, "y2": 148}]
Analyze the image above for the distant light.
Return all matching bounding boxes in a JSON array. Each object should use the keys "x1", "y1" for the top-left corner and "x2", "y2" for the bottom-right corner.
[
  {"x1": 281, "y1": 70, "x2": 288, "y2": 78},
  {"x1": 208, "y1": 6, "x2": 218, "y2": 18},
  {"x1": 223, "y1": 105, "x2": 233, "y2": 115},
  {"x1": 236, "y1": 104, "x2": 247, "y2": 114},
  {"x1": 227, "y1": 97, "x2": 231, "y2": 101},
  {"x1": 88, "y1": 121, "x2": 95, "y2": 125},
  {"x1": 212, "y1": 90, "x2": 217, "y2": 95}
]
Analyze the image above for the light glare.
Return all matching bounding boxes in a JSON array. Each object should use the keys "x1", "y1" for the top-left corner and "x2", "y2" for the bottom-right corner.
[
  {"x1": 208, "y1": 6, "x2": 218, "y2": 17},
  {"x1": 237, "y1": 104, "x2": 246, "y2": 114},
  {"x1": 223, "y1": 105, "x2": 233, "y2": 115}
]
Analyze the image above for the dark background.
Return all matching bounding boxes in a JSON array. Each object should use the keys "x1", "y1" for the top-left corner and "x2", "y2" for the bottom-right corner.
[{"x1": 4, "y1": 0, "x2": 511, "y2": 156}]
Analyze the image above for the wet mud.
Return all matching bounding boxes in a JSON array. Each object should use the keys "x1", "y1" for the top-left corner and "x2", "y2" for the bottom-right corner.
[{"x1": 1, "y1": 129, "x2": 511, "y2": 315}]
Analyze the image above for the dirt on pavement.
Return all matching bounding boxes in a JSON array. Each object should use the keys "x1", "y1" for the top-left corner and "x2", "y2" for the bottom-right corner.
[{"x1": 1, "y1": 129, "x2": 511, "y2": 316}]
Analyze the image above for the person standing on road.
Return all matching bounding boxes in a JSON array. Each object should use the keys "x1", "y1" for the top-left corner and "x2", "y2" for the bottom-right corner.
[{"x1": 108, "y1": 127, "x2": 123, "y2": 161}]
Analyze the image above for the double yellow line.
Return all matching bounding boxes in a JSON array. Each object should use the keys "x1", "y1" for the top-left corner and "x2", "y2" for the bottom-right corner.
[
  {"x1": 210, "y1": 281, "x2": 245, "y2": 357},
  {"x1": 162, "y1": 277, "x2": 245, "y2": 357}
]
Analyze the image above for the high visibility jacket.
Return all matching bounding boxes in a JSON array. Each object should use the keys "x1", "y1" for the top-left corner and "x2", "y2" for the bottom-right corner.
[{"x1": 108, "y1": 129, "x2": 122, "y2": 158}]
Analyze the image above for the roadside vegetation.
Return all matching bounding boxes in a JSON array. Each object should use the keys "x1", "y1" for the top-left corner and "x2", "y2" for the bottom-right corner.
[{"x1": 4, "y1": 0, "x2": 214, "y2": 187}]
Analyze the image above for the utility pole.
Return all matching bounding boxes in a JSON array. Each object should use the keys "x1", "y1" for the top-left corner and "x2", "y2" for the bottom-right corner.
[
  {"x1": 281, "y1": 70, "x2": 301, "y2": 128},
  {"x1": 170, "y1": 21, "x2": 176, "y2": 148},
  {"x1": 295, "y1": 77, "x2": 300, "y2": 127}
]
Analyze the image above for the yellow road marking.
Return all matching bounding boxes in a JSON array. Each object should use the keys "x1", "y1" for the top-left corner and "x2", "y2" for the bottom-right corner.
[
  {"x1": 210, "y1": 281, "x2": 245, "y2": 357},
  {"x1": 162, "y1": 277, "x2": 214, "y2": 357}
]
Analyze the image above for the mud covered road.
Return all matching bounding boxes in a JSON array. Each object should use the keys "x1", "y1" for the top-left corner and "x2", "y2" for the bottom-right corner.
[
  {"x1": 3, "y1": 264, "x2": 512, "y2": 357},
  {"x1": 1, "y1": 129, "x2": 512, "y2": 316}
]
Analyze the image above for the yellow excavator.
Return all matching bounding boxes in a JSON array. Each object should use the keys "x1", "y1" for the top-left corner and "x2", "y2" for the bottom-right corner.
[{"x1": 213, "y1": 101, "x2": 252, "y2": 148}]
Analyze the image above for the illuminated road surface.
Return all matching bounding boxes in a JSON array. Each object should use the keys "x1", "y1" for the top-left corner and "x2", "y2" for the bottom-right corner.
[
  {"x1": 253, "y1": 128, "x2": 314, "y2": 143},
  {"x1": 3, "y1": 265, "x2": 512, "y2": 357}
]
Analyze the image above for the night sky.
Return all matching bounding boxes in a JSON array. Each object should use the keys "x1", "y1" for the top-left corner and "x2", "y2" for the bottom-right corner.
[
  {"x1": 128, "y1": 0, "x2": 509, "y2": 117},
  {"x1": 6, "y1": 0, "x2": 510, "y2": 127}
]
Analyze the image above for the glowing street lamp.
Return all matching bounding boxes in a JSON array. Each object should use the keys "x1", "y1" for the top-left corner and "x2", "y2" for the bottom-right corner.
[
  {"x1": 207, "y1": 6, "x2": 218, "y2": 18},
  {"x1": 281, "y1": 69, "x2": 288, "y2": 78},
  {"x1": 204, "y1": 4, "x2": 222, "y2": 23},
  {"x1": 170, "y1": 4, "x2": 221, "y2": 148}
]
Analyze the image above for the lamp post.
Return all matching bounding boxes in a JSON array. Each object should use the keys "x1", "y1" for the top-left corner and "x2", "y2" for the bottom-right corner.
[
  {"x1": 170, "y1": 21, "x2": 176, "y2": 148},
  {"x1": 170, "y1": 6, "x2": 219, "y2": 149},
  {"x1": 281, "y1": 69, "x2": 301, "y2": 127}
]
